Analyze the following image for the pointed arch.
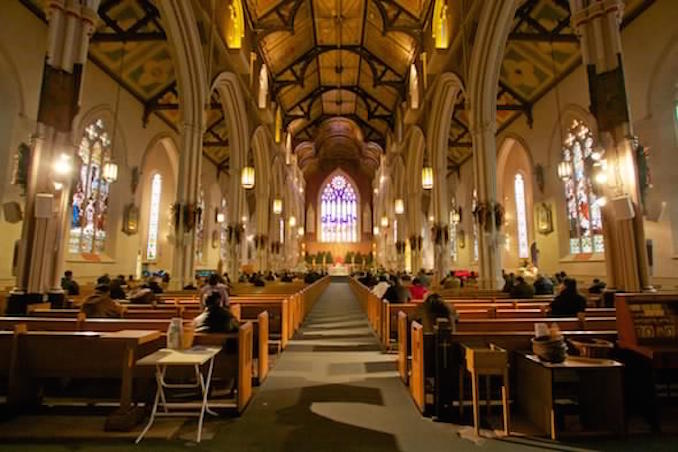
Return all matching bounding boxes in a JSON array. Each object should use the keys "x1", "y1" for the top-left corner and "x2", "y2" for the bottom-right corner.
[{"x1": 317, "y1": 169, "x2": 361, "y2": 243}]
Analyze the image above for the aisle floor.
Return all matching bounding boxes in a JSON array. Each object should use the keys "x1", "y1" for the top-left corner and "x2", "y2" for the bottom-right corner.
[{"x1": 1, "y1": 282, "x2": 675, "y2": 451}]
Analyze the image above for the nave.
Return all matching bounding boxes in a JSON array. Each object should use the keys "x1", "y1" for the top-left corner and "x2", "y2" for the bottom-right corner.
[{"x1": 0, "y1": 281, "x2": 671, "y2": 452}]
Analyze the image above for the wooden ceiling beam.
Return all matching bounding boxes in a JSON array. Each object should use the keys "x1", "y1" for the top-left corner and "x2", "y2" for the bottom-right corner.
[
  {"x1": 91, "y1": 31, "x2": 166, "y2": 42},
  {"x1": 507, "y1": 32, "x2": 578, "y2": 43}
]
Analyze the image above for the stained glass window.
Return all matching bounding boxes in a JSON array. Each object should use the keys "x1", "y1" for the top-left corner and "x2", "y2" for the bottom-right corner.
[
  {"x1": 146, "y1": 174, "x2": 162, "y2": 261},
  {"x1": 514, "y1": 174, "x2": 529, "y2": 258},
  {"x1": 562, "y1": 119, "x2": 604, "y2": 254},
  {"x1": 472, "y1": 189, "x2": 479, "y2": 262},
  {"x1": 195, "y1": 188, "x2": 206, "y2": 263},
  {"x1": 220, "y1": 198, "x2": 227, "y2": 262},
  {"x1": 69, "y1": 119, "x2": 112, "y2": 254},
  {"x1": 320, "y1": 174, "x2": 358, "y2": 242}
]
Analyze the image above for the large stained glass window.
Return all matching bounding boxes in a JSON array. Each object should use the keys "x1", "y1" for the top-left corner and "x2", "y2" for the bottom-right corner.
[
  {"x1": 562, "y1": 119, "x2": 604, "y2": 254},
  {"x1": 320, "y1": 174, "x2": 358, "y2": 242},
  {"x1": 146, "y1": 174, "x2": 162, "y2": 261},
  {"x1": 69, "y1": 119, "x2": 112, "y2": 254},
  {"x1": 514, "y1": 174, "x2": 529, "y2": 259}
]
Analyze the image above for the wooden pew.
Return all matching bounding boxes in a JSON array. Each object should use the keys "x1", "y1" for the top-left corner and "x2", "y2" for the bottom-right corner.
[
  {"x1": 0, "y1": 317, "x2": 257, "y2": 416},
  {"x1": 396, "y1": 309, "x2": 618, "y2": 415}
]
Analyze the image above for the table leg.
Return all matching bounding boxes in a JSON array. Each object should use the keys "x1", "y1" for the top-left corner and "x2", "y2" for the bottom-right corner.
[
  {"x1": 196, "y1": 357, "x2": 216, "y2": 443},
  {"x1": 195, "y1": 364, "x2": 218, "y2": 416},
  {"x1": 502, "y1": 369, "x2": 510, "y2": 436},
  {"x1": 135, "y1": 366, "x2": 163, "y2": 444},
  {"x1": 471, "y1": 371, "x2": 480, "y2": 436},
  {"x1": 459, "y1": 368, "x2": 464, "y2": 419},
  {"x1": 158, "y1": 366, "x2": 168, "y2": 413},
  {"x1": 485, "y1": 375, "x2": 491, "y2": 418}
]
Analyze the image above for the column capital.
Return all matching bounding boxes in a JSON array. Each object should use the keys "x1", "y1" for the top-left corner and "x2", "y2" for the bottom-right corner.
[{"x1": 570, "y1": 0, "x2": 624, "y2": 30}]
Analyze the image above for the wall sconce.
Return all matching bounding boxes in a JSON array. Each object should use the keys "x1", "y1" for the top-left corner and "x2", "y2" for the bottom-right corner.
[
  {"x1": 216, "y1": 211, "x2": 225, "y2": 223},
  {"x1": 102, "y1": 161, "x2": 118, "y2": 183},
  {"x1": 373, "y1": 226, "x2": 380, "y2": 235},
  {"x1": 557, "y1": 160, "x2": 573, "y2": 181},
  {"x1": 272, "y1": 198, "x2": 283, "y2": 215},
  {"x1": 241, "y1": 215, "x2": 248, "y2": 223},
  {"x1": 241, "y1": 165, "x2": 255, "y2": 189},
  {"x1": 52, "y1": 153, "x2": 72, "y2": 178},
  {"x1": 288, "y1": 216, "x2": 297, "y2": 227},
  {"x1": 450, "y1": 208, "x2": 460, "y2": 225},
  {"x1": 380, "y1": 216, "x2": 389, "y2": 228},
  {"x1": 394, "y1": 198, "x2": 405, "y2": 215},
  {"x1": 297, "y1": 226, "x2": 304, "y2": 236}
]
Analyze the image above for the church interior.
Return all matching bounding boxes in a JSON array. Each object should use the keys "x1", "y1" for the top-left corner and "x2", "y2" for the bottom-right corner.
[{"x1": 0, "y1": 0, "x2": 677, "y2": 450}]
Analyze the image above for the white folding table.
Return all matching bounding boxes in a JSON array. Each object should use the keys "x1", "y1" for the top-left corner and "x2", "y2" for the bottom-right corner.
[{"x1": 135, "y1": 346, "x2": 221, "y2": 444}]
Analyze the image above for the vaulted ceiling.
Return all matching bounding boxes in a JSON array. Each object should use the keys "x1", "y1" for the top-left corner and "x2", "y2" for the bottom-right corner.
[
  {"x1": 22, "y1": 0, "x2": 655, "y2": 175},
  {"x1": 246, "y1": 0, "x2": 430, "y2": 145},
  {"x1": 446, "y1": 0, "x2": 654, "y2": 170}
]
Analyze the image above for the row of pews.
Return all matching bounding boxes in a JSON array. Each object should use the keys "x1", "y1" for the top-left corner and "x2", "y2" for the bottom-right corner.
[
  {"x1": 0, "y1": 276, "x2": 330, "y2": 432},
  {"x1": 350, "y1": 278, "x2": 678, "y2": 438}
]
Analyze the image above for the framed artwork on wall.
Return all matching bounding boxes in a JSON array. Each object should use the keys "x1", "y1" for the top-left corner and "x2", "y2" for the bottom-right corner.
[{"x1": 536, "y1": 203, "x2": 553, "y2": 235}]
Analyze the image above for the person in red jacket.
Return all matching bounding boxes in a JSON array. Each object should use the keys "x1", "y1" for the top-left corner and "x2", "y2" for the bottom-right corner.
[{"x1": 409, "y1": 277, "x2": 428, "y2": 301}]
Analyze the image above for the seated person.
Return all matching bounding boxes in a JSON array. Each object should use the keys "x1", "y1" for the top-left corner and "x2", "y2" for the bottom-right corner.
[
  {"x1": 383, "y1": 276, "x2": 411, "y2": 303},
  {"x1": 200, "y1": 273, "x2": 230, "y2": 308},
  {"x1": 502, "y1": 271, "x2": 515, "y2": 293},
  {"x1": 60, "y1": 270, "x2": 80, "y2": 295},
  {"x1": 416, "y1": 269, "x2": 431, "y2": 288},
  {"x1": 443, "y1": 271, "x2": 461, "y2": 289},
  {"x1": 588, "y1": 278, "x2": 607, "y2": 294},
  {"x1": 109, "y1": 277, "x2": 127, "y2": 300},
  {"x1": 510, "y1": 276, "x2": 534, "y2": 299},
  {"x1": 265, "y1": 271, "x2": 276, "y2": 281},
  {"x1": 281, "y1": 272, "x2": 294, "y2": 283},
  {"x1": 193, "y1": 293, "x2": 239, "y2": 333},
  {"x1": 97, "y1": 273, "x2": 112, "y2": 285},
  {"x1": 550, "y1": 278, "x2": 587, "y2": 317},
  {"x1": 409, "y1": 278, "x2": 428, "y2": 301},
  {"x1": 128, "y1": 287, "x2": 156, "y2": 305},
  {"x1": 416, "y1": 293, "x2": 458, "y2": 333},
  {"x1": 533, "y1": 274, "x2": 554, "y2": 295},
  {"x1": 147, "y1": 279, "x2": 164, "y2": 294},
  {"x1": 80, "y1": 284, "x2": 124, "y2": 318},
  {"x1": 371, "y1": 275, "x2": 391, "y2": 299}
]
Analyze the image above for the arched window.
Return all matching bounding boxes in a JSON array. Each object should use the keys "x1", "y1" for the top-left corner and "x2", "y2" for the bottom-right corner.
[
  {"x1": 409, "y1": 64, "x2": 420, "y2": 109},
  {"x1": 320, "y1": 174, "x2": 358, "y2": 243},
  {"x1": 274, "y1": 105, "x2": 282, "y2": 143},
  {"x1": 69, "y1": 119, "x2": 112, "y2": 255},
  {"x1": 146, "y1": 174, "x2": 162, "y2": 261},
  {"x1": 219, "y1": 198, "x2": 227, "y2": 261},
  {"x1": 514, "y1": 173, "x2": 529, "y2": 258},
  {"x1": 225, "y1": 0, "x2": 245, "y2": 49},
  {"x1": 562, "y1": 119, "x2": 604, "y2": 254},
  {"x1": 258, "y1": 65, "x2": 268, "y2": 109},
  {"x1": 195, "y1": 188, "x2": 206, "y2": 263},
  {"x1": 472, "y1": 189, "x2": 479, "y2": 262},
  {"x1": 432, "y1": 0, "x2": 449, "y2": 49}
]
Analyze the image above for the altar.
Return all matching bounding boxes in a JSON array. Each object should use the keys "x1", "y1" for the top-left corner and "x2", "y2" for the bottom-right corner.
[{"x1": 328, "y1": 264, "x2": 350, "y2": 276}]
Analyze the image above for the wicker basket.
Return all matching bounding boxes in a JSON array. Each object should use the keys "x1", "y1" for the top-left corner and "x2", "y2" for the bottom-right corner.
[
  {"x1": 532, "y1": 335, "x2": 567, "y2": 363},
  {"x1": 568, "y1": 338, "x2": 613, "y2": 358}
]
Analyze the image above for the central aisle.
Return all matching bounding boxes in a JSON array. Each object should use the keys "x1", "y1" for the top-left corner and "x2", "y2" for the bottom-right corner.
[{"x1": 215, "y1": 281, "x2": 525, "y2": 451}]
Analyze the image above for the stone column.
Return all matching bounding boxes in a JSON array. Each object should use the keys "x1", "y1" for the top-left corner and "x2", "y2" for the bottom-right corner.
[
  {"x1": 431, "y1": 168, "x2": 450, "y2": 287},
  {"x1": 570, "y1": 0, "x2": 651, "y2": 291},
  {"x1": 471, "y1": 122, "x2": 503, "y2": 289},
  {"x1": 407, "y1": 192, "x2": 423, "y2": 272},
  {"x1": 395, "y1": 209, "x2": 408, "y2": 273},
  {"x1": 226, "y1": 170, "x2": 244, "y2": 278},
  {"x1": 254, "y1": 186, "x2": 270, "y2": 272},
  {"x1": 11, "y1": 0, "x2": 101, "y2": 312},
  {"x1": 170, "y1": 122, "x2": 203, "y2": 289}
]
